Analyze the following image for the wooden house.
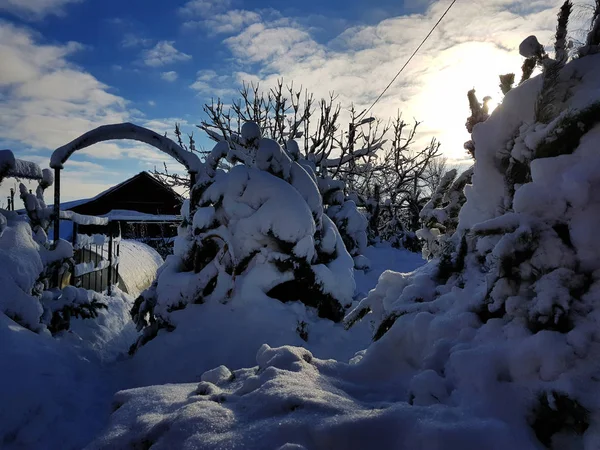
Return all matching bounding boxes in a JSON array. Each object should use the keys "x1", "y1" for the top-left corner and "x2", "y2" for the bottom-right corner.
[{"x1": 65, "y1": 171, "x2": 183, "y2": 239}]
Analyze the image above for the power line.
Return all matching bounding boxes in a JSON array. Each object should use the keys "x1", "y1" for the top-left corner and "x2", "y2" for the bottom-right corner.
[{"x1": 359, "y1": 0, "x2": 458, "y2": 120}]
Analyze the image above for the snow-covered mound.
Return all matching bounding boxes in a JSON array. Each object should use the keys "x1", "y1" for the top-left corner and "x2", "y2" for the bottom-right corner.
[
  {"x1": 116, "y1": 240, "x2": 163, "y2": 298},
  {"x1": 88, "y1": 345, "x2": 532, "y2": 450},
  {"x1": 90, "y1": 50, "x2": 600, "y2": 450}
]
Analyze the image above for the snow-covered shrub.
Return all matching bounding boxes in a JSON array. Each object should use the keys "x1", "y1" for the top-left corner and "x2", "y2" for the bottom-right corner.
[
  {"x1": 319, "y1": 173, "x2": 369, "y2": 268},
  {"x1": 345, "y1": 37, "x2": 600, "y2": 447},
  {"x1": 417, "y1": 167, "x2": 473, "y2": 260},
  {"x1": 0, "y1": 209, "x2": 108, "y2": 334},
  {"x1": 130, "y1": 123, "x2": 356, "y2": 352},
  {"x1": 0, "y1": 166, "x2": 110, "y2": 334}
]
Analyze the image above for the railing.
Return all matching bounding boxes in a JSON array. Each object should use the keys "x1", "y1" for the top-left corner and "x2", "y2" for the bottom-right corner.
[
  {"x1": 52, "y1": 218, "x2": 121, "y2": 295},
  {"x1": 70, "y1": 221, "x2": 121, "y2": 295}
]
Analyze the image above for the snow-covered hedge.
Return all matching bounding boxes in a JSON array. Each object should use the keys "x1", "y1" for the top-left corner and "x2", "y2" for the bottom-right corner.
[{"x1": 130, "y1": 123, "x2": 356, "y2": 351}]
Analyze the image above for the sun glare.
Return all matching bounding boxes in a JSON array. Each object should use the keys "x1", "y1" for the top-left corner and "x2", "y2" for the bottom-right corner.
[{"x1": 486, "y1": 98, "x2": 499, "y2": 114}]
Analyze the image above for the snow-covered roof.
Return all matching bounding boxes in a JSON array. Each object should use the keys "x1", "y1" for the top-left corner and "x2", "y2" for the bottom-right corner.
[{"x1": 102, "y1": 210, "x2": 181, "y2": 222}]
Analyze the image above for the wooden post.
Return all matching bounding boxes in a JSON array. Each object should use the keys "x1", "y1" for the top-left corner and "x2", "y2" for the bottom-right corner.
[
  {"x1": 71, "y1": 222, "x2": 78, "y2": 246},
  {"x1": 53, "y1": 168, "x2": 61, "y2": 287},
  {"x1": 107, "y1": 222, "x2": 113, "y2": 296},
  {"x1": 9, "y1": 188, "x2": 14, "y2": 211},
  {"x1": 53, "y1": 168, "x2": 61, "y2": 246}
]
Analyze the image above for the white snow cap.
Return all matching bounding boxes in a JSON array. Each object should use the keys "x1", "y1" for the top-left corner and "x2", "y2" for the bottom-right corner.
[
  {"x1": 0, "y1": 149, "x2": 16, "y2": 173},
  {"x1": 241, "y1": 122, "x2": 261, "y2": 147},
  {"x1": 519, "y1": 35, "x2": 543, "y2": 58}
]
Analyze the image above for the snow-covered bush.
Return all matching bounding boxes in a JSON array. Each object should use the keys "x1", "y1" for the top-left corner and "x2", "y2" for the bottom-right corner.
[
  {"x1": 346, "y1": 31, "x2": 600, "y2": 446},
  {"x1": 319, "y1": 173, "x2": 369, "y2": 268},
  {"x1": 0, "y1": 209, "x2": 109, "y2": 334},
  {"x1": 0, "y1": 161, "x2": 110, "y2": 334},
  {"x1": 130, "y1": 123, "x2": 356, "y2": 352},
  {"x1": 417, "y1": 166, "x2": 473, "y2": 260}
]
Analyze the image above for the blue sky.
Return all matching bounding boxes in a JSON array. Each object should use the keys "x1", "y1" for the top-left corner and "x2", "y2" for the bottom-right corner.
[{"x1": 0, "y1": 0, "x2": 579, "y2": 202}]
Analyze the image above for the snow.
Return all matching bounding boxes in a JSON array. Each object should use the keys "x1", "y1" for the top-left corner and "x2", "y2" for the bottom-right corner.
[
  {"x1": 50, "y1": 123, "x2": 201, "y2": 173},
  {"x1": 116, "y1": 240, "x2": 163, "y2": 298},
  {"x1": 519, "y1": 35, "x2": 543, "y2": 58},
  {"x1": 8, "y1": 20, "x2": 600, "y2": 450},
  {"x1": 0, "y1": 214, "x2": 45, "y2": 331},
  {"x1": 60, "y1": 210, "x2": 109, "y2": 226},
  {"x1": 0, "y1": 149, "x2": 16, "y2": 173},
  {"x1": 10, "y1": 158, "x2": 44, "y2": 180},
  {"x1": 88, "y1": 344, "x2": 534, "y2": 450},
  {"x1": 102, "y1": 209, "x2": 181, "y2": 222},
  {"x1": 0, "y1": 228, "x2": 420, "y2": 449},
  {"x1": 0, "y1": 150, "x2": 45, "y2": 181},
  {"x1": 0, "y1": 289, "x2": 137, "y2": 450}
]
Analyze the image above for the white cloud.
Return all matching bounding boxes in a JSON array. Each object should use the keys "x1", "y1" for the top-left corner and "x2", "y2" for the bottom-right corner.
[
  {"x1": 179, "y1": 0, "x2": 231, "y2": 18},
  {"x1": 121, "y1": 33, "x2": 152, "y2": 49},
  {"x1": 184, "y1": 9, "x2": 261, "y2": 35},
  {"x1": 0, "y1": 21, "x2": 128, "y2": 151},
  {"x1": 190, "y1": 70, "x2": 237, "y2": 98},
  {"x1": 142, "y1": 41, "x2": 192, "y2": 67},
  {"x1": 0, "y1": 21, "x2": 191, "y2": 203},
  {"x1": 161, "y1": 70, "x2": 178, "y2": 82},
  {"x1": 198, "y1": 0, "x2": 579, "y2": 161},
  {"x1": 224, "y1": 21, "x2": 322, "y2": 64},
  {"x1": 0, "y1": 0, "x2": 81, "y2": 20},
  {"x1": 148, "y1": 100, "x2": 156, "y2": 106}
]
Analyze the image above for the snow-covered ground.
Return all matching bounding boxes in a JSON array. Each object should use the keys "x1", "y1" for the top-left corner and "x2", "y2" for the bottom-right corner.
[
  {"x1": 0, "y1": 291, "x2": 137, "y2": 450},
  {"x1": 0, "y1": 223, "x2": 422, "y2": 449}
]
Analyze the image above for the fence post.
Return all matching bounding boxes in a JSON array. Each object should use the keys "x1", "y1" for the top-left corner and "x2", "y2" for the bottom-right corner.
[
  {"x1": 107, "y1": 222, "x2": 113, "y2": 296},
  {"x1": 53, "y1": 168, "x2": 61, "y2": 246},
  {"x1": 71, "y1": 222, "x2": 78, "y2": 246},
  {"x1": 53, "y1": 168, "x2": 61, "y2": 286}
]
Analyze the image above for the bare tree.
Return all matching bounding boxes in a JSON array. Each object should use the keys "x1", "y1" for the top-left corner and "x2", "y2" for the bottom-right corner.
[{"x1": 153, "y1": 81, "x2": 443, "y2": 251}]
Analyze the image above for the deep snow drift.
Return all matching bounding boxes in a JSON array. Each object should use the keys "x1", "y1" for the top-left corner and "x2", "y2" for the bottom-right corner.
[{"x1": 89, "y1": 51, "x2": 600, "y2": 450}]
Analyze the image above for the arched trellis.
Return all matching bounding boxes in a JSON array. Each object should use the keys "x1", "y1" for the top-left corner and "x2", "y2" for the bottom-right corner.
[{"x1": 49, "y1": 122, "x2": 201, "y2": 245}]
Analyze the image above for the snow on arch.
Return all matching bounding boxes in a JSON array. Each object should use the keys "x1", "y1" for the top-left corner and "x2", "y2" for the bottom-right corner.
[
  {"x1": 49, "y1": 123, "x2": 201, "y2": 174},
  {"x1": 117, "y1": 240, "x2": 163, "y2": 298}
]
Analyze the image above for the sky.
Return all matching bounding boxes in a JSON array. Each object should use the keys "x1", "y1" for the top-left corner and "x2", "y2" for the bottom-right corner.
[{"x1": 0, "y1": 0, "x2": 590, "y2": 202}]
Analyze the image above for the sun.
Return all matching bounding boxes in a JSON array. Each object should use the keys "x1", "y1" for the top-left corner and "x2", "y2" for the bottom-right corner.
[{"x1": 485, "y1": 97, "x2": 499, "y2": 114}]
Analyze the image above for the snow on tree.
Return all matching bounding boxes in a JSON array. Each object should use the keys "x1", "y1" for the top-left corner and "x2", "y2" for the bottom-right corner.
[
  {"x1": 347, "y1": 29, "x2": 600, "y2": 446},
  {"x1": 130, "y1": 122, "x2": 356, "y2": 352},
  {"x1": 417, "y1": 166, "x2": 473, "y2": 260},
  {"x1": 0, "y1": 157, "x2": 111, "y2": 334},
  {"x1": 159, "y1": 82, "x2": 441, "y2": 257}
]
